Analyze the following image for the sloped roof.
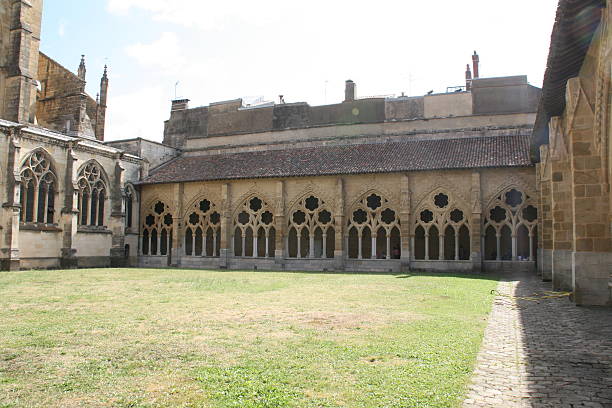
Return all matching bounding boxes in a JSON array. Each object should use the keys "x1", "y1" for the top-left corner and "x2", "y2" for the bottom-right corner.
[{"x1": 141, "y1": 135, "x2": 532, "y2": 184}]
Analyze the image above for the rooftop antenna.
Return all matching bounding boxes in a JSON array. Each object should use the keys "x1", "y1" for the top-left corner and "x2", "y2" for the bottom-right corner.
[{"x1": 174, "y1": 81, "x2": 180, "y2": 99}]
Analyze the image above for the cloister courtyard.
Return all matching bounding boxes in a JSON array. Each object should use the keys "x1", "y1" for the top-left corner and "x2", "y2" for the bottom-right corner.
[{"x1": 1, "y1": 269, "x2": 610, "y2": 408}]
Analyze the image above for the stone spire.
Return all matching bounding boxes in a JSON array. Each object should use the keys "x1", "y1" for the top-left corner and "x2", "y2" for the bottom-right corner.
[{"x1": 78, "y1": 55, "x2": 86, "y2": 81}]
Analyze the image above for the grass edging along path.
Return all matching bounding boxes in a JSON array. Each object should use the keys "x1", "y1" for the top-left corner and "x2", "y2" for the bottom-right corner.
[{"x1": 0, "y1": 268, "x2": 498, "y2": 408}]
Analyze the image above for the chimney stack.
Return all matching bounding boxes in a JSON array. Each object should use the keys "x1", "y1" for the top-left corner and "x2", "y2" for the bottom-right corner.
[
  {"x1": 344, "y1": 79, "x2": 356, "y2": 102},
  {"x1": 171, "y1": 98, "x2": 190, "y2": 112},
  {"x1": 465, "y1": 64, "x2": 472, "y2": 91},
  {"x1": 472, "y1": 51, "x2": 480, "y2": 79}
]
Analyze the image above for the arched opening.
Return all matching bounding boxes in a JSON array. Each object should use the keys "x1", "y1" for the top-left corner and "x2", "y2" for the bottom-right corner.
[
  {"x1": 268, "y1": 227, "x2": 276, "y2": 257},
  {"x1": 376, "y1": 228, "x2": 386, "y2": 259},
  {"x1": 234, "y1": 227, "x2": 242, "y2": 257},
  {"x1": 326, "y1": 227, "x2": 335, "y2": 258},
  {"x1": 288, "y1": 227, "x2": 298, "y2": 258},
  {"x1": 444, "y1": 226, "x2": 455, "y2": 260},
  {"x1": 484, "y1": 225, "x2": 497, "y2": 260},
  {"x1": 142, "y1": 230, "x2": 149, "y2": 255},
  {"x1": 80, "y1": 190, "x2": 89, "y2": 225},
  {"x1": 185, "y1": 228, "x2": 193, "y2": 256},
  {"x1": 361, "y1": 227, "x2": 372, "y2": 259},
  {"x1": 160, "y1": 229, "x2": 168, "y2": 255},
  {"x1": 458, "y1": 225, "x2": 470, "y2": 260},
  {"x1": 205, "y1": 227, "x2": 214, "y2": 257},
  {"x1": 244, "y1": 227, "x2": 254, "y2": 257},
  {"x1": 348, "y1": 227, "x2": 359, "y2": 259},
  {"x1": 150, "y1": 229, "x2": 158, "y2": 255},
  {"x1": 517, "y1": 224, "x2": 530, "y2": 260},
  {"x1": 300, "y1": 228, "x2": 310, "y2": 258},
  {"x1": 194, "y1": 227, "x2": 203, "y2": 256},
  {"x1": 415, "y1": 226, "x2": 425, "y2": 260},
  {"x1": 97, "y1": 190, "x2": 105, "y2": 226},
  {"x1": 500, "y1": 225, "x2": 512, "y2": 260},
  {"x1": 532, "y1": 226, "x2": 538, "y2": 260},
  {"x1": 390, "y1": 227, "x2": 401, "y2": 259},
  {"x1": 257, "y1": 227, "x2": 266, "y2": 257},
  {"x1": 428, "y1": 226, "x2": 439, "y2": 260},
  {"x1": 314, "y1": 227, "x2": 324, "y2": 258}
]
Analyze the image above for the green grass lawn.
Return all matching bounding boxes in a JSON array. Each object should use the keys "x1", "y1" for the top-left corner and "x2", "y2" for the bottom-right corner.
[{"x1": 0, "y1": 269, "x2": 498, "y2": 408}]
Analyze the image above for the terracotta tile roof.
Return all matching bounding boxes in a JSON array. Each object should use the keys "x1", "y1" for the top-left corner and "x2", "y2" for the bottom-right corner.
[{"x1": 141, "y1": 135, "x2": 532, "y2": 184}]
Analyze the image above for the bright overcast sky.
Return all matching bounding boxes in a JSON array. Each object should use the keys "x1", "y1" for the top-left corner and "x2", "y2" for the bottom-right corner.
[{"x1": 41, "y1": 1, "x2": 559, "y2": 142}]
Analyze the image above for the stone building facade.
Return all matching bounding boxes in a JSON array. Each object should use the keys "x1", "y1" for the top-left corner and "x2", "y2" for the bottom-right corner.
[
  {"x1": 0, "y1": 0, "x2": 146, "y2": 270},
  {"x1": 138, "y1": 72, "x2": 542, "y2": 274},
  {"x1": 533, "y1": 0, "x2": 612, "y2": 306}
]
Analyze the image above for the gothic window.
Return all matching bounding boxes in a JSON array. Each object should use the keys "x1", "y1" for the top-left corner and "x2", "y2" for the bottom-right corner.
[
  {"x1": 287, "y1": 195, "x2": 335, "y2": 259},
  {"x1": 347, "y1": 193, "x2": 400, "y2": 259},
  {"x1": 483, "y1": 187, "x2": 538, "y2": 261},
  {"x1": 414, "y1": 191, "x2": 470, "y2": 261},
  {"x1": 233, "y1": 196, "x2": 275, "y2": 258},
  {"x1": 142, "y1": 200, "x2": 173, "y2": 256},
  {"x1": 19, "y1": 150, "x2": 57, "y2": 224},
  {"x1": 124, "y1": 186, "x2": 136, "y2": 229},
  {"x1": 77, "y1": 162, "x2": 108, "y2": 227},
  {"x1": 184, "y1": 198, "x2": 221, "y2": 257}
]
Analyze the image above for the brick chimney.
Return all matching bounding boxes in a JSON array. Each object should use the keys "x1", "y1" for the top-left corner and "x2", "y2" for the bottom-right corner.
[
  {"x1": 171, "y1": 99, "x2": 190, "y2": 112},
  {"x1": 465, "y1": 64, "x2": 472, "y2": 91},
  {"x1": 344, "y1": 80, "x2": 356, "y2": 102},
  {"x1": 472, "y1": 51, "x2": 480, "y2": 79}
]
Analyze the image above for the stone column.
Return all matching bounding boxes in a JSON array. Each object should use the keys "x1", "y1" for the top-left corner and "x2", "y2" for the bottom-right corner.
[
  {"x1": 109, "y1": 157, "x2": 127, "y2": 267},
  {"x1": 1, "y1": 127, "x2": 23, "y2": 271},
  {"x1": 549, "y1": 117, "x2": 574, "y2": 291},
  {"x1": 170, "y1": 183, "x2": 183, "y2": 267},
  {"x1": 59, "y1": 141, "x2": 79, "y2": 269},
  {"x1": 399, "y1": 174, "x2": 411, "y2": 271},
  {"x1": 219, "y1": 183, "x2": 231, "y2": 268},
  {"x1": 470, "y1": 171, "x2": 483, "y2": 273},
  {"x1": 537, "y1": 148, "x2": 554, "y2": 280},
  {"x1": 274, "y1": 180, "x2": 285, "y2": 268},
  {"x1": 334, "y1": 177, "x2": 345, "y2": 271}
]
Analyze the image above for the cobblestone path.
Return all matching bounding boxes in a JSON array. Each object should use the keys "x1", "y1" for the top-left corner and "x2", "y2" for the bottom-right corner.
[{"x1": 463, "y1": 274, "x2": 612, "y2": 408}]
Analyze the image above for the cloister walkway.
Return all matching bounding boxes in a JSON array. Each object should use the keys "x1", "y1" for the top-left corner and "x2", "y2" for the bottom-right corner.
[{"x1": 464, "y1": 273, "x2": 612, "y2": 407}]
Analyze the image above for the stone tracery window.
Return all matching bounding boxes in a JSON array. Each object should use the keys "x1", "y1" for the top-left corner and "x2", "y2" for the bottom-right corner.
[
  {"x1": 124, "y1": 185, "x2": 136, "y2": 229},
  {"x1": 347, "y1": 193, "x2": 400, "y2": 259},
  {"x1": 184, "y1": 198, "x2": 221, "y2": 257},
  {"x1": 142, "y1": 200, "x2": 173, "y2": 256},
  {"x1": 414, "y1": 191, "x2": 470, "y2": 261},
  {"x1": 19, "y1": 150, "x2": 57, "y2": 224},
  {"x1": 77, "y1": 162, "x2": 108, "y2": 227},
  {"x1": 287, "y1": 195, "x2": 335, "y2": 258},
  {"x1": 484, "y1": 188, "x2": 538, "y2": 261},
  {"x1": 233, "y1": 196, "x2": 275, "y2": 258}
]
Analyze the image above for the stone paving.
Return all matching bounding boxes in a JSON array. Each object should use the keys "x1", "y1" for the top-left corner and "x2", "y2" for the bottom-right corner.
[{"x1": 463, "y1": 274, "x2": 612, "y2": 408}]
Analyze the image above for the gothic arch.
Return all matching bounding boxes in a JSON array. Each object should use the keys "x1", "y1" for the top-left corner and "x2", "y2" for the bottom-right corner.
[
  {"x1": 232, "y1": 194, "x2": 276, "y2": 258},
  {"x1": 346, "y1": 190, "x2": 401, "y2": 259},
  {"x1": 19, "y1": 148, "x2": 59, "y2": 224},
  {"x1": 182, "y1": 195, "x2": 222, "y2": 257},
  {"x1": 413, "y1": 188, "x2": 471, "y2": 261},
  {"x1": 76, "y1": 159, "x2": 110, "y2": 227},
  {"x1": 141, "y1": 199, "x2": 174, "y2": 256},
  {"x1": 124, "y1": 182, "x2": 138, "y2": 229},
  {"x1": 286, "y1": 192, "x2": 336, "y2": 259},
  {"x1": 483, "y1": 186, "x2": 538, "y2": 261}
]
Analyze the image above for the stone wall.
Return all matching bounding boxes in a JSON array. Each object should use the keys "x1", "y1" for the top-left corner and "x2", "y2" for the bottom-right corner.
[
  {"x1": 138, "y1": 167, "x2": 537, "y2": 273},
  {"x1": 535, "y1": 5, "x2": 612, "y2": 306},
  {"x1": 0, "y1": 122, "x2": 143, "y2": 270}
]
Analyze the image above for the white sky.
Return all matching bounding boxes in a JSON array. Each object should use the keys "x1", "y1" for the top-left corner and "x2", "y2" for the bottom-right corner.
[{"x1": 97, "y1": 0, "x2": 559, "y2": 142}]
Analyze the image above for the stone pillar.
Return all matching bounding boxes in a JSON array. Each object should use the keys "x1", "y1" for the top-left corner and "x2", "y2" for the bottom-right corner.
[
  {"x1": 170, "y1": 183, "x2": 183, "y2": 267},
  {"x1": 470, "y1": 171, "x2": 483, "y2": 273},
  {"x1": 109, "y1": 157, "x2": 127, "y2": 267},
  {"x1": 274, "y1": 180, "x2": 285, "y2": 268},
  {"x1": 399, "y1": 174, "x2": 411, "y2": 271},
  {"x1": 59, "y1": 141, "x2": 79, "y2": 269},
  {"x1": 538, "y1": 145, "x2": 553, "y2": 281},
  {"x1": 334, "y1": 177, "x2": 345, "y2": 271},
  {"x1": 549, "y1": 116, "x2": 574, "y2": 291},
  {"x1": 219, "y1": 183, "x2": 231, "y2": 268},
  {"x1": 565, "y1": 78, "x2": 612, "y2": 305},
  {"x1": 1, "y1": 128, "x2": 23, "y2": 271}
]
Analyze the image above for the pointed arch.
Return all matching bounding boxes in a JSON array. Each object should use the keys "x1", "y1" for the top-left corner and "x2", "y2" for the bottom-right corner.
[
  {"x1": 77, "y1": 160, "x2": 110, "y2": 227},
  {"x1": 232, "y1": 194, "x2": 275, "y2": 258},
  {"x1": 286, "y1": 192, "x2": 335, "y2": 259},
  {"x1": 19, "y1": 148, "x2": 58, "y2": 224},
  {"x1": 183, "y1": 195, "x2": 221, "y2": 258}
]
